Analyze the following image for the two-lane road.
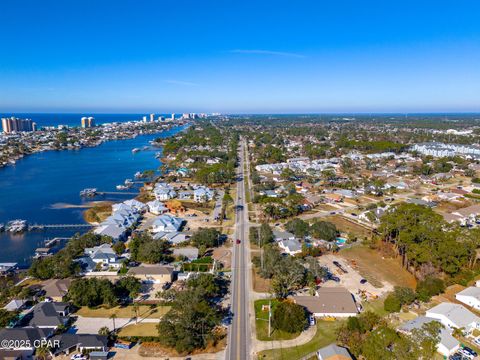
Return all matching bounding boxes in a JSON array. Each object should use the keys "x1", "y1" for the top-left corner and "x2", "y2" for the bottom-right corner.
[{"x1": 227, "y1": 139, "x2": 250, "y2": 360}]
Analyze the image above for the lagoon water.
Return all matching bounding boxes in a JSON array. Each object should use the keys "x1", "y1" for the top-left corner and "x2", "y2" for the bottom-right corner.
[{"x1": 0, "y1": 122, "x2": 186, "y2": 265}]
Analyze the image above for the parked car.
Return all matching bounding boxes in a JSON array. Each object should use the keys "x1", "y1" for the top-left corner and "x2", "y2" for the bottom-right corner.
[
  {"x1": 458, "y1": 349, "x2": 474, "y2": 360},
  {"x1": 71, "y1": 355, "x2": 87, "y2": 360},
  {"x1": 309, "y1": 316, "x2": 315, "y2": 326},
  {"x1": 462, "y1": 346, "x2": 477, "y2": 358},
  {"x1": 236, "y1": 239, "x2": 241, "y2": 244},
  {"x1": 449, "y1": 353, "x2": 463, "y2": 360}
]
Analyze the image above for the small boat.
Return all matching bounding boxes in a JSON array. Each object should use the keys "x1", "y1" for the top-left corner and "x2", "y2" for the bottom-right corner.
[
  {"x1": 116, "y1": 185, "x2": 128, "y2": 190},
  {"x1": 132, "y1": 148, "x2": 140, "y2": 153},
  {"x1": 124, "y1": 179, "x2": 133, "y2": 186},
  {"x1": 134, "y1": 171, "x2": 143, "y2": 179},
  {"x1": 155, "y1": 152, "x2": 162, "y2": 159},
  {"x1": 142, "y1": 146, "x2": 149, "y2": 150},
  {"x1": 6, "y1": 220, "x2": 28, "y2": 233},
  {"x1": 80, "y1": 188, "x2": 97, "y2": 197}
]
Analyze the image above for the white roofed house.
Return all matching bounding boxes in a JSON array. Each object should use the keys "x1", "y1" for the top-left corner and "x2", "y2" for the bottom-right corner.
[
  {"x1": 147, "y1": 200, "x2": 169, "y2": 215},
  {"x1": 193, "y1": 186, "x2": 215, "y2": 203},
  {"x1": 151, "y1": 214, "x2": 184, "y2": 233},
  {"x1": 278, "y1": 238, "x2": 302, "y2": 256},
  {"x1": 455, "y1": 287, "x2": 480, "y2": 310},
  {"x1": 83, "y1": 243, "x2": 122, "y2": 271},
  {"x1": 426, "y1": 302, "x2": 480, "y2": 335},
  {"x1": 154, "y1": 182, "x2": 177, "y2": 201}
]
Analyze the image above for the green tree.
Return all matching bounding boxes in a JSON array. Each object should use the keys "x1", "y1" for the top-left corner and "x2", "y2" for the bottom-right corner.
[
  {"x1": 384, "y1": 293, "x2": 401, "y2": 313},
  {"x1": 310, "y1": 221, "x2": 337, "y2": 241},
  {"x1": 271, "y1": 302, "x2": 308, "y2": 333}
]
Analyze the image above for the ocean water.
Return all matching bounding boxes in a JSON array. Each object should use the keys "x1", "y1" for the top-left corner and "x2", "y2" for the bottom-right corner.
[{"x1": 0, "y1": 121, "x2": 186, "y2": 265}]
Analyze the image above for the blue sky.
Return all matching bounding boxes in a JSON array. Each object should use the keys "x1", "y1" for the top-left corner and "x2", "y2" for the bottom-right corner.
[{"x1": 1, "y1": 0, "x2": 480, "y2": 113}]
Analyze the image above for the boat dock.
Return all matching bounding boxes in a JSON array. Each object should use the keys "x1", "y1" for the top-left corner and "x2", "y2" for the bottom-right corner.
[{"x1": 29, "y1": 224, "x2": 93, "y2": 230}]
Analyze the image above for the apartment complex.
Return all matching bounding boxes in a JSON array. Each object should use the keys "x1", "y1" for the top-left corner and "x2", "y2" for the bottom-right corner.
[{"x1": 1, "y1": 117, "x2": 37, "y2": 133}]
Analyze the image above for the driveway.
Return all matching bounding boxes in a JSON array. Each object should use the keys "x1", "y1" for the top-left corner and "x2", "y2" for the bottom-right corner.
[{"x1": 72, "y1": 316, "x2": 159, "y2": 334}]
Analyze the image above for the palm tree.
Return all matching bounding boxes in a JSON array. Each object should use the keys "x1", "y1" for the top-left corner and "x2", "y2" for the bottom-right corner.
[
  {"x1": 35, "y1": 345, "x2": 50, "y2": 360},
  {"x1": 110, "y1": 313, "x2": 117, "y2": 332},
  {"x1": 132, "y1": 303, "x2": 140, "y2": 324}
]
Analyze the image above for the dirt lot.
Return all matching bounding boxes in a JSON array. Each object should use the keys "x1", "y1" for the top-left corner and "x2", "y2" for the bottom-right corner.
[
  {"x1": 323, "y1": 215, "x2": 374, "y2": 238},
  {"x1": 317, "y1": 254, "x2": 393, "y2": 300},
  {"x1": 339, "y1": 246, "x2": 417, "y2": 289},
  {"x1": 212, "y1": 245, "x2": 232, "y2": 269}
]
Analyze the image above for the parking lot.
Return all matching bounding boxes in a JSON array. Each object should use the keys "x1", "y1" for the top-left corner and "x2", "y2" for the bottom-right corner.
[{"x1": 317, "y1": 254, "x2": 394, "y2": 300}]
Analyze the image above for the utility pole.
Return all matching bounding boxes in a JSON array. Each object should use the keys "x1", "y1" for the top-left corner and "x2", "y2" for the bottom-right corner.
[{"x1": 268, "y1": 299, "x2": 272, "y2": 337}]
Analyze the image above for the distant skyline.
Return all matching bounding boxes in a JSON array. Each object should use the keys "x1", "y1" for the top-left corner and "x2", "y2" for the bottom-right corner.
[{"x1": 1, "y1": 0, "x2": 480, "y2": 113}]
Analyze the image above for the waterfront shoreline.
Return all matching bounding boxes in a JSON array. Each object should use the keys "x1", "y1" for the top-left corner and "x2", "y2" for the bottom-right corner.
[
  {"x1": 0, "y1": 119, "x2": 190, "y2": 169},
  {"x1": 0, "y1": 124, "x2": 189, "y2": 264}
]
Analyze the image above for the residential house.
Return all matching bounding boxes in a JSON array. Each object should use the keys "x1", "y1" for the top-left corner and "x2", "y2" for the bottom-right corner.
[
  {"x1": 399, "y1": 316, "x2": 459, "y2": 357},
  {"x1": 22, "y1": 302, "x2": 69, "y2": 332},
  {"x1": 272, "y1": 230, "x2": 295, "y2": 242},
  {"x1": 84, "y1": 243, "x2": 122, "y2": 271},
  {"x1": 50, "y1": 334, "x2": 108, "y2": 356},
  {"x1": 146, "y1": 200, "x2": 169, "y2": 215},
  {"x1": 0, "y1": 262, "x2": 17, "y2": 275},
  {"x1": 426, "y1": 302, "x2": 480, "y2": 335},
  {"x1": 455, "y1": 287, "x2": 480, "y2": 310},
  {"x1": 316, "y1": 344, "x2": 353, "y2": 360},
  {"x1": 278, "y1": 239, "x2": 302, "y2": 256},
  {"x1": 40, "y1": 279, "x2": 72, "y2": 302},
  {"x1": 293, "y1": 287, "x2": 358, "y2": 318},
  {"x1": 151, "y1": 214, "x2": 184, "y2": 233},
  {"x1": 154, "y1": 231, "x2": 190, "y2": 245},
  {"x1": 193, "y1": 186, "x2": 215, "y2": 203},
  {"x1": 153, "y1": 182, "x2": 177, "y2": 201},
  {"x1": 3, "y1": 299, "x2": 27, "y2": 312},
  {"x1": 127, "y1": 264, "x2": 174, "y2": 284},
  {"x1": 0, "y1": 328, "x2": 50, "y2": 359}
]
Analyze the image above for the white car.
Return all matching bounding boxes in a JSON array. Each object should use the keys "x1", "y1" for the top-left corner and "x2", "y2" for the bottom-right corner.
[
  {"x1": 71, "y1": 354, "x2": 87, "y2": 360},
  {"x1": 309, "y1": 316, "x2": 315, "y2": 326}
]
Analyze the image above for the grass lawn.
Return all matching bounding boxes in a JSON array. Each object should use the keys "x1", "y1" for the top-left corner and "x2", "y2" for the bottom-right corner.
[
  {"x1": 76, "y1": 305, "x2": 170, "y2": 319},
  {"x1": 362, "y1": 297, "x2": 388, "y2": 317},
  {"x1": 323, "y1": 215, "x2": 373, "y2": 238},
  {"x1": 339, "y1": 245, "x2": 416, "y2": 289},
  {"x1": 257, "y1": 320, "x2": 341, "y2": 360},
  {"x1": 252, "y1": 268, "x2": 271, "y2": 293},
  {"x1": 118, "y1": 322, "x2": 159, "y2": 337},
  {"x1": 255, "y1": 299, "x2": 301, "y2": 341}
]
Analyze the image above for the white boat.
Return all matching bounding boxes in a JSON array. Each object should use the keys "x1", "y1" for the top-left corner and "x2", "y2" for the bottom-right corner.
[
  {"x1": 134, "y1": 171, "x2": 142, "y2": 179},
  {"x1": 132, "y1": 148, "x2": 140, "y2": 153},
  {"x1": 6, "y1": 220, "x2": 28, "y2": 233},
  {"x1": 80, "y1": 188, "x2": 97, "y2": 197},
  {"x1": 116, "y1": 185, "x2": 128, "y2": 190}
]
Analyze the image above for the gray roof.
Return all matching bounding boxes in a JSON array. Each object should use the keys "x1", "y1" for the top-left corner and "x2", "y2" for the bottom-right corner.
[
  {"x1": 427, "y1": 302, "x2": 480, "y2": 328},
  {"x1": 399, "y1": 316, "x2": 459, "y2": 351},
  {"x1": 293, "y1": 287, "x2": 358, "y2": 315},
  {"x1": 24, "y1": 302, "x2": 69, "y2": 328},
  {"x1": 456, "y1": 286, "x2": 480, "y2": 300},
  {"x1": 0, "y1": 328, "x2": 50, "y2": 348},
  {"x1": 273, "y1": 230, "x2": 295, "y2": 240},
  {"x1": 128, "y1": 264, "x2": 174, "y2": 276},
  {"x1": 279, "y1": 239, "x2": 302, "y2": 253},
  {"x1": 317, "y1": 344, "x2": 352, "y2": 359},
  {"x1": 50, "y1": 334, "x2": 108, "y2": 355},
  {"x1": 3, "y1": 299, "x2": 27, "y2": 311}
]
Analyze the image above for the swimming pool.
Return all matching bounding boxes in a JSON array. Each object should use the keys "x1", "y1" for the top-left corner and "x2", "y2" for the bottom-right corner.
[{"x1": 336, "y1": 237, "x2": 347, "y2": 246}]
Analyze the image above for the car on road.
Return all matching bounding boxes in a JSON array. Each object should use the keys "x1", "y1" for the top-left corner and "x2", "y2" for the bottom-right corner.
[
  {"x1": 330, "y1": 211, "x2": 336, "y2": 215},
  {"x1": 236, "y1": 239, "x2": 241, "y2": 244},
  {"x1": 360, "y1": 278, "x2": 368, "y2": 284}
]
